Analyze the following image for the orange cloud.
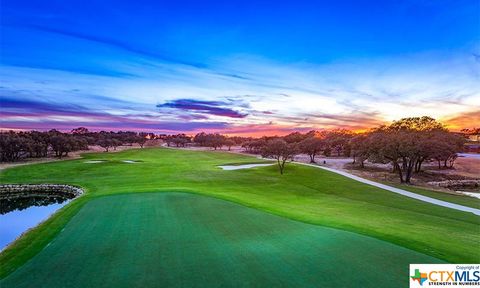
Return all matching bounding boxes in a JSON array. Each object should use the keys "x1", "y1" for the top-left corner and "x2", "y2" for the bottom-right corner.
[{"x1": 442, "y1": 110, "x2": 480, "y2": 131}]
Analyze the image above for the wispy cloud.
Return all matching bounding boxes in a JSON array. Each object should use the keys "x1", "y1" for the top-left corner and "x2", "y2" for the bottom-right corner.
[
  {"x1": 0, "y1": 119, "x2": 229, "y2": 133},
  {"x1": 157, "y1": 99, "x2": 248, "y2": 118},
  {"x1": 14, "y1": 23, "x2": 208, "y2": 69},
  {"x1": 1, "y1": 25, "x2": 478, "y2": 134},
  {"x1": 442, "y1": 110, "x2": 480, "y2": 130}
]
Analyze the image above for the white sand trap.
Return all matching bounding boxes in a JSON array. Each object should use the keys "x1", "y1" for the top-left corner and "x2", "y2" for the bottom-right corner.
[
  {"x1": 84, "y1": 160, "x2": 106, "y2": 163},
  {"x1": 219, "y1": 163, "x2": 274, "y2": 170},
  {"x1": 122, "y1": 160, "x2": 139, "y2": 163},
  {"x1": 457, "y1": 191, "x2": 480, "y2": 199}
]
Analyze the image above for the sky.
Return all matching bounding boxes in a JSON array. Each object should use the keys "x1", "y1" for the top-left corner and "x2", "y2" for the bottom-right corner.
[{"x1": 1, "y1": 0, "x2": 479, "y2": 136}]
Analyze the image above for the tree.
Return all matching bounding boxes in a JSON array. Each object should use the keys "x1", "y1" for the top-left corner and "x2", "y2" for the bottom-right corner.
[
  {"x1": 365, "y1": 129, "x2": 412, "y2": 183},
  {"x1": 117, "y1": 131, "x2": 137, "y2": 146},
  {"x1": 205, "y1": 133, "x2": 226, "y2": 150},
  {"x1": 298, "y1": 137, "x2": 324, "y2": 163},
  {"x1": 349, "y1": 134, "x2": 370, "y2": 167},
  {"x1": 261, "y1": 139, "x2": 298, "y2": 174},
  {"x1": 429, "y1": 131, "x2": 465, "y2": 169},
  {"x1": 72, "y1": 136, "x2": 88, "y2": 151},
  {"x1": 164, "y1": 135, "x2": 174, "y2": 147},
  {"x1": 229, "y1": 136, "x2": 249, "y2": 146},
  {"x1": 171, "y1": 136, "x2": 189, "y2": 147},
  {"x1": 71, "y1": 127, "x2": 90, "y2": 135},
  {"x1": 242, "y1": 139, "x2": 267, "y2": 154},
  {"x1": 224, "y1": 139, "x2": 235, "y2": 151},
  {"x1": 193, "y1": 132, "x2": 208, "y2": 146},
  {"x1": 50, "y1": 135, "x2": 78, "y2": 158},
  {"x1": 29, "y1": 131, "x2": 49, "y2": 157},
  {"x1": 111, "y1": 139, "x2": 123, "y2": 150},
  {"x1": 0, "y1": 129, "x2": 158, "y2": 162},
  {"x1": 389, "y1": 116, "x2": 444, "y2": 132},
  {"x1": 324, "y1": 129, "x2": 354, "y2": 156},
  {"x1": 0, "y1": 132, "x2": 24, "y2": 161},
  {"x1": 137, "y1": 132, "x2": 148, "y2": 148},
  {"x1": 364, "y1": 117, "x2": 464, "y2": 184},
  {"x1": 387, "y1": 116, "x2": 464, "y2": 172},
  {"x1": 97, "y1": 137, "x2": 113, "y2": 152},
  {"x1": 284, "y1": 132, "x2": 307, "y2": 143},
  {"x1": 163, "y1": 134, "x2": 191, "y2": 147}
]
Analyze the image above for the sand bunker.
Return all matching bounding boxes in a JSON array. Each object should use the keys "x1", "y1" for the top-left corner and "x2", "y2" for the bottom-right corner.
[
  {"x1": 457, "y1": 191, "x2": 480, "y2": 199},
  {"x1": 218, "y1": 163, "x2": 274, "y2": 170},
  {"x1": 84, "y1": 160, "x2": 106, "y2": 164}
]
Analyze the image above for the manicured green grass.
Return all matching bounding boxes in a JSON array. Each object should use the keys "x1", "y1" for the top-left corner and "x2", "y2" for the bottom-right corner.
[
  {"x1": 1, "y1": 193, "x2": 443, "y2": 288},
  {"x1": 393, "y1": 184, "x2": 480, "y2": 209},
  {"x1": 0, "y1": 148, "x2": 479, "y2": 280}
]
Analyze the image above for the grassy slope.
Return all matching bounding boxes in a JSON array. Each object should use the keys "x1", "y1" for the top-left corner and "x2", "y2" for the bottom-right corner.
[
  {"x1": 0, "y1": 148, "x2": 479, "y2": 278},
  {"x1": 1, "y1": 193, "x2": 443, "y2": 288},
  {"x1": 393, "y1": 184, "x2": 480, "y2": 209}
]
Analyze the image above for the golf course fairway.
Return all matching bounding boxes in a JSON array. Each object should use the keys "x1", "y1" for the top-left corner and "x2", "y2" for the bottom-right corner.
[
  {"x1": 1, "y1": 192, "x2": 443, "y2": 288},
  {"x1": 0, "y1": 148, "x2": 479, "y2": 286}
]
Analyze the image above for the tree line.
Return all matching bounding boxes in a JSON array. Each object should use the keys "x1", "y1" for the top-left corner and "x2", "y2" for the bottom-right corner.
[
  {"x1": 0, "y1": 128, "x2": 150, "y2": 162},
  {"x1": 160, "y1": 132, "x2": 247, "y2": 151},
  {"x1": 240, "y1": 117, "x2": 466, "y2": 182},
  {"x1": 0, "y1": 117, "x2": 468, "y2": 183},
  {"x1": 349, "y1": 117, "x2": 465, "y2": 183},
  {"x1": 186, "y1": 117, "x2": 465, "y2": 181}
]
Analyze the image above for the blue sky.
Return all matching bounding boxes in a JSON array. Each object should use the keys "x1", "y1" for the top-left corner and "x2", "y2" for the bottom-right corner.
[{"x1": 1, "y1": 0, "x2": 479, "y2": 135}]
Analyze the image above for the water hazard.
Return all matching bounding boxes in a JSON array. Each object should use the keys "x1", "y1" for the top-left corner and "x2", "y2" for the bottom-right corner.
[{"x1": 0, "y1": 194, "x2": 74, "y2": 249}]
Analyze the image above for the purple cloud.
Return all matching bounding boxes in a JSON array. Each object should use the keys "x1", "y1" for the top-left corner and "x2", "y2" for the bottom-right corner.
[
  {"x1": 1, "y1": 97, "x2": 89, "y2": 115},
  {"x1": 0, "y1": 96, "x2": 232, "y2": 133},
  {"x1": 0, "y1": 119, "x2": 229, "y2": 133},
  {"x1": 157, "y1": 99, "x2": 247, "y2": 118}
]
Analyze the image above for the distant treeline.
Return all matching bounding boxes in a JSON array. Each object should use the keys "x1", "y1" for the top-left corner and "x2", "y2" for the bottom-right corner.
[
  {"x1": 0, "y1": 128, "x2": 150, "y2": 162},
  {"x1": 0, "y1": 117, "x2": 471, "y2": 183},
  {"x1": 182, "y1": 116, "x2": 467, "y2": 182}
]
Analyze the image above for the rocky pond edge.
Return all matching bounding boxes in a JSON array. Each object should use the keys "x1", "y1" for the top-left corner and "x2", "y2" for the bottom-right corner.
[{"x1": 0, "y1": 184, "x2": 84, "y2": 200}]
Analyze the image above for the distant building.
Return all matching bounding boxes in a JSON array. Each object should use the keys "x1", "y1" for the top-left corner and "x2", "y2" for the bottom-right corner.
[
  {"x1": 468, "y1": 134, "x2": 480, "y2": 142},
  {"x1": 461, "y1": 128, "x2": 480, "y2": 142}
]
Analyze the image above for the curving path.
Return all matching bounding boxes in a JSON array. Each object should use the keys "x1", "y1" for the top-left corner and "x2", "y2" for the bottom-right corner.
[{"x1": 298, "y1": 162, "x2": 480, "y2": 216}]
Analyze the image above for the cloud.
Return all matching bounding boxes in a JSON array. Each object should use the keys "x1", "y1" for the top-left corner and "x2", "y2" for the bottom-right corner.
[
  {"x1": 473, "y1": 53, "x2": 480, "y2": 63},
  {"x1": 0, "y1": 96, "x2": 102, "y2": 117},
  {"x1": 157, "y1": 99, "x2": 248, "y2": 118},
  {"x1": 442, "y1": 110, "x2": 480, "y2": 130},
  {"x1": 0, "y1": 97, "x2": 229, "y2": 133},
  {"x1": 1, "y1": 30, "x2": 478, "y2": 134},
  {"x1": 0, "y1": 119, "x2": 229, "y2": 133},
  {"x1": 302, "y1": 112, "x2": 384, "y2": 127},
  {"x1": 16, "y1": 24, "x2": 207, "y2": 69}
]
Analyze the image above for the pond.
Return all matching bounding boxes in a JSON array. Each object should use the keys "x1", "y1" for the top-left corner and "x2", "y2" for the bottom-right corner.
[{"x1": 0, "y1": 195, "x2": 73, "y2": 250}]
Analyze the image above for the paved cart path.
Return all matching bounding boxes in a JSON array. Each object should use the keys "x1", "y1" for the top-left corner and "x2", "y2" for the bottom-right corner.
[{"x1": 298, "y1": 162, "x2": 480, "y2": 216}]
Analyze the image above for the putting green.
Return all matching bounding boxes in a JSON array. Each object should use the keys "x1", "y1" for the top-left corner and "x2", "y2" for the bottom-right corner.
[{"x1": 1, "y1": 192, "x2": 442, "y2": 288}]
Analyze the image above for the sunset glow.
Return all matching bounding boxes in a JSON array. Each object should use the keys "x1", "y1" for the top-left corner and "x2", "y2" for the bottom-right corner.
[{"x1": 1, "y1": 1, "x2": 479, "y2": 135}]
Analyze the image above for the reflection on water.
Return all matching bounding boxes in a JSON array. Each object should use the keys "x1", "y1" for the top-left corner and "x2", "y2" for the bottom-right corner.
[
  {"x1": 1, "y1": 196, "x2": 72, "y2": 215},
  {"x1": 0, "y1": 195, "x2": 73, "y2": 249}
]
